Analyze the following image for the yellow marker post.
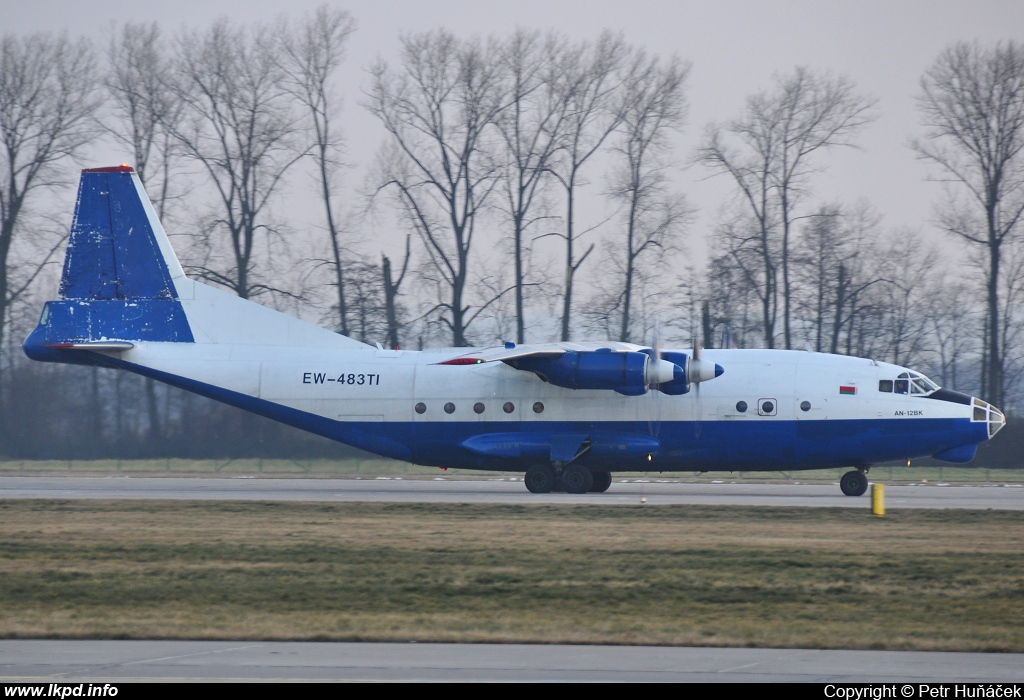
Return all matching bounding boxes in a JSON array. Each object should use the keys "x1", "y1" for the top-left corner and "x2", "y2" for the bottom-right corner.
[{"x1": 872, "y1": 483, "x2": 885, "y2": 517}]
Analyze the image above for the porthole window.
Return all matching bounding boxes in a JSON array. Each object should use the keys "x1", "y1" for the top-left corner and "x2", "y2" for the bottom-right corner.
[
  {"x1": 473, "y1": 402, "x2": 485, "y2": 414},
  {"x1": 444, "y1": 402, "x2": 455, "y2": 414},
  {"x1": 761, "y1": 401, "x2": 775, "y2": 414},
  {"x1": 533, "y1": 401, "x2": 544, "y2": 414},
  {"x1": 503, "y1": 402, "x2": 515, "y2": 414},
  {"x1": 414, "y1": 402, "x2": 426, "y2": 414},
  {"x1": 736, "y1": 401, "x2": 747, "y2": 413},
  {"x1": 800, "y1": 400, "x2": 811, "y2": 412}
]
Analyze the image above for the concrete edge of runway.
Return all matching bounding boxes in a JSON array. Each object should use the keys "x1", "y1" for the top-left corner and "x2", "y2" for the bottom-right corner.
[{"x1": 3, "y1": 640, "x2": 1024, "y2": 682}]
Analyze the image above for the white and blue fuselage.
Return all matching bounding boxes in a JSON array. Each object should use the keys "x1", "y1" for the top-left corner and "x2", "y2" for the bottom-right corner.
[{"x1": 23, "y1": 167, "x2": 1004, "y2": 494}]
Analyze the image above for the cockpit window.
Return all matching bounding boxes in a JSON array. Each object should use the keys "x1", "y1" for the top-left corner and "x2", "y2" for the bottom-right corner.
[
  {"x1": 879, "y1": 380, "x2": 893, "y2": 392},
  {"x1": 892, "y1": 371, "x2": 939, "y2": 396}
]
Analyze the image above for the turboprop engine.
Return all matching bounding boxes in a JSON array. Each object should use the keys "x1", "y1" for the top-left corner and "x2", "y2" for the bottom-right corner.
[
  {"x1": 639, "y1": 349, "x2": 725, "y2": 395},
  {"x1": 508, "y1": 349, "x2": 683, "y2": 396}
]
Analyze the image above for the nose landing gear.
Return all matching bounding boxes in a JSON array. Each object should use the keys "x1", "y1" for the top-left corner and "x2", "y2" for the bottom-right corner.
[{"x1": 840, "y1": 469, "x2": 869, "y2": 497}]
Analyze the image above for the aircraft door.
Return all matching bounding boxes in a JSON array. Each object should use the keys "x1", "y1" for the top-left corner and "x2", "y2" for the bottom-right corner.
[{"x1": 793, "y1": 354, "x2": 828, "y2": 421}]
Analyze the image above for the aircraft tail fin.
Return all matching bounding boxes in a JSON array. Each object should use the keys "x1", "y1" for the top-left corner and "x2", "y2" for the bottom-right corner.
[
  {"x1": 24, "y1": 166, "x2": 194, "y2": 358},
  {"x1": 59, "y1": 165, "x2": 188, "y2": 303},
  {"x1": 25, "y1": 166, "x2": 369, "y2": 360}
]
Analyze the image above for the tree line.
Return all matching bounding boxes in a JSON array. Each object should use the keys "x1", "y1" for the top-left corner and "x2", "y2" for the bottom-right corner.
[{"x1": 1, "y1": 9, "x2": 1024, "y2": 458}]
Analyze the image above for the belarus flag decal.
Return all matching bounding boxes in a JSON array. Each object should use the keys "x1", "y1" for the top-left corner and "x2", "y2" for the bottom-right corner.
[{"x1": 839, "y1": 385, "x2": 857, "y2": 395}]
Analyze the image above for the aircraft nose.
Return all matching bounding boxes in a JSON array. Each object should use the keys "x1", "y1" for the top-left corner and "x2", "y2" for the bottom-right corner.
[{"x1": 973, "y1": 397, "x2": 1006, "y2": 438}]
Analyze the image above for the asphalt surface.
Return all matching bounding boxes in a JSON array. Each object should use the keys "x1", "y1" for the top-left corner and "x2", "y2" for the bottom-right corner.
[
  {"x1": 2, "y1": 641, "x2": 1023, "y2": 682},
  {"x1": 0, "y1": 476, "x2": 1022, "y2": 509}
]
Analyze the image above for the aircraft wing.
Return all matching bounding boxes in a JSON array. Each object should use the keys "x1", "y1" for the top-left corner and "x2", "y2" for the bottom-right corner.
[{"x1": 435, "y1": 341, "x2": 642, "y2": 365}]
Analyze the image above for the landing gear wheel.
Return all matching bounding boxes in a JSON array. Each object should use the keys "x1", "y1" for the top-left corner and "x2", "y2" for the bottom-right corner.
[
  {"x1": 524, "y1": 465, "x2": 556, "y2": 494},
  {"x1": 561, "y1": 464, "x2": 594, "y2": 494},
  {"x1": 551, "y1": 475, "x2": 566, "y2": 493},
  {"x1": 840, "y1": 470, "x2": 868, "y2": 497},
  {"x1": 589, "y1": 471, "x2": 613, "y2": 493}
]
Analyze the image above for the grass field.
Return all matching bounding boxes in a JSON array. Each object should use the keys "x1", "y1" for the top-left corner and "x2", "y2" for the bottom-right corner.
[
  {"x1": 0, "y1": 500, "x2": 1022, "y2": 650},
  {"x1": 2, "y1": 458, "x2": 1024, "y2": 485}
]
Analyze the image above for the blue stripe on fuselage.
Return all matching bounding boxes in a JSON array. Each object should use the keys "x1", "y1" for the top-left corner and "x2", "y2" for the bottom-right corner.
[{"x1": 55, "y1": 350, "x2": 988, "y2": 472}]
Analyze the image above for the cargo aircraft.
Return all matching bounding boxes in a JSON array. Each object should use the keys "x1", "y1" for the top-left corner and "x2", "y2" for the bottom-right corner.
[{"x1": 23, "y1": 167, "x2": 1006, "y2": 496}]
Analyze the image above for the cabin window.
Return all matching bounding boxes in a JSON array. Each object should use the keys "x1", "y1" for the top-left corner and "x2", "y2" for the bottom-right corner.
[
  {"x1": 533, "y1": 402, "x2": 544, "y2": 414},
  {"x1": 444, "y1": 402, "x2": 455, "y2": 414},
  {"x1": 735, "y1": 401, "x2": 747, "y2": 413},
  {"x1": 414, "y1": 402, "x2": 426, "y2": 414},
  {"x1": 758, "y1": 399, "x2": 777, "y2": 416},
  {"x1": 473, "y1": 402, "x2": 485, "y2": 414},
  {"x1": 800, "y1": 401, "x2": 811, "y2": 411},
  {"x1": 503, "y1": 402, "x2": 515, "y2": 414},
  {"x1": 879, "y1": 380, "x2": 893, "y2": 392}
]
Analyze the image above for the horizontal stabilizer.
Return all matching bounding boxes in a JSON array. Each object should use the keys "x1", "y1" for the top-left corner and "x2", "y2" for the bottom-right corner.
[{"x1": 44, "y1": 341, "x2": 135, "y2": 351}]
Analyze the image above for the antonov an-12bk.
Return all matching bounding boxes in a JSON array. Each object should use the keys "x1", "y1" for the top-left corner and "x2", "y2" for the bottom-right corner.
[{"x1": 24, "y1": 167, "x2": 1006, "y2": 495}]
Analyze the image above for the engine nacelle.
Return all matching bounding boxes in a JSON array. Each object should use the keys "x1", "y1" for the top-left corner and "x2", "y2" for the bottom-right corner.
[{"x1": 510, "y1": 350, "x2": 677, "y2": 396}]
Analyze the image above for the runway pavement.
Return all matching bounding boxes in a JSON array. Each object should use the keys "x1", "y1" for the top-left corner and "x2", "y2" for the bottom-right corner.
[
  {"x1": 2, "y1": 640, "x2": 1023, "y2": 682},
  {"x1": 0, "y1": 475, "x2": 1022, "y2": 509}
]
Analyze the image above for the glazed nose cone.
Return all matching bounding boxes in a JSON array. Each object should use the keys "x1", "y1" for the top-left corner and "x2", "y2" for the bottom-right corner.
[{"x1": 974, "y1": 397, "x2": 1006, "y2": 439}]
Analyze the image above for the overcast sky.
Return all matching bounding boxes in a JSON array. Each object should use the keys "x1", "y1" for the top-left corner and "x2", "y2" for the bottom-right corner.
[{"x1": 7, "y1": 0, "x2": 1024, "y2": 271}]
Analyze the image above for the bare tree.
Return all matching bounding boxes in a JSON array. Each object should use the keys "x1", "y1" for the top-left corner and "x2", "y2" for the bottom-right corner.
[
  {"x1": 170, "y1": 19, "x2": 304, "y2": 300},
  {"x1": 706, "y1": 250, "x2": 761, "y2": 349},
  {"x1": 696, "y1": 67, "x2": 874, "y2": 349},
  {"x1": 925, "y1": 279, "x2": 978, "y2": 391},
  {"x1": 547, "y1": 32, "x2": 629, "y2": 341},
  {"x1": 282, "y1": 6, "x2": 356, "y2": 334},
  {"x1": 494, "y1": 29, "x2": 570, "y2": 343},
  {"x1": 793, "y1": 202, "x2": 882, "y2": 353},
  {"x1": 0, "y1": 32, "x2": 101, "y2": 382},
  {"x1": 342, "y1": 256, "x2": 388, "y2": 345},
  {"x1": 382, "y1": 234, "x2": 411, "y2": 349},
  {"x1": 107, "y1": 22, "x2": 188, "y2": 444},
  {"x1": 606, "y1": 53, "x2": 689, "y2": 342},
  {"x1": 873, "y1": 232, "x2": 937, "y2": 367},
  {"x1": 367, "y1": 30, "x2": 507, "y2": 346},
  {"x1": 915, "y1": 41, "x2": 1024, "y2": 406},
  {"x1": 106, "y1": 22, "x2": 183, "y2": 220},
  {"x1": 706, "y1": 209, "x2": 777, "y2": 347}
]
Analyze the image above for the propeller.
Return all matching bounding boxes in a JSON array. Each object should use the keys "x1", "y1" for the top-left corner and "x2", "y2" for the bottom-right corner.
[
  {"x1": 693, "y1": 341, "x2": 704, "y2": 438},
  {"x1": 688, "y1": 341, "x2": 727, "y2": 437},
  {"x1": 647, "y1": 327, "x2": 664, "y2": 437}
]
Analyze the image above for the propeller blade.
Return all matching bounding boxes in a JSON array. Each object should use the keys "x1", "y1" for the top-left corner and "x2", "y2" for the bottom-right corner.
[
  {"x1": 648, "y1": 324, "x2": 664, "y2": 437},
  {"x1": 688, "y1": 341, "x2": 724, "y2": 384}
]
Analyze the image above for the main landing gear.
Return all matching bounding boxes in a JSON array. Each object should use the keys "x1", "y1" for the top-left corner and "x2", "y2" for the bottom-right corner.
[
  {"x1": 840, "y1": 469, "x2": 869, "y2": 497},
  {"x1": 524, "y1": 464, "x2": 613, "y2": 494}
]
